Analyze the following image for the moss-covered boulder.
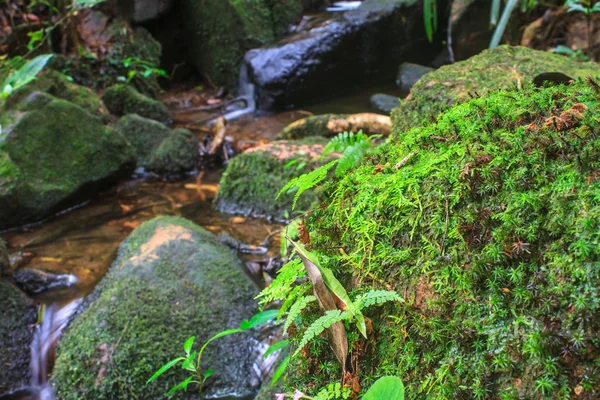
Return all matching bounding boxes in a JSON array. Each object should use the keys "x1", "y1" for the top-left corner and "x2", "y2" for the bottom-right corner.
[
  {"x1": 215, "y1": 137, "x2": 328, "y2": 221},
  {"x1": 0, "y1": 94, "x2": 134, "y2": 230},
  {"x1": 7, "y1": 69, "x2": 109, "y2": 120},
  {"x1": 114, "y1": 114, "x2": 198, "y2": 173},
  {"x1": 392, "y1": 45, "x2": 600, "y2": 135},
  {"x1": 179, "y1": 0, "x2": 304, "y2": 88},
  {"x1": 52, "y1": 216, "x2": 260, "y2": 399},
  {"x1": 0, "y1": 280, "x2": 36, "y2": 392},
  {"x1": 295, "y1": 78, "x2": 600, "y2": 398},
  {"x1": 148, "y1": 128, "x2": 199, "y2": 175},
  {"x1": 102, "y1": 84, "x2": 169, "y2": 123}
]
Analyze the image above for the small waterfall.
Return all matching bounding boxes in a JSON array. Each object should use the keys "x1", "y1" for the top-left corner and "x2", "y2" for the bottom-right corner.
[
  {"x1": 30, "y1": 300, "x2": 81, "y2": 388},
  {"x1": 221, "y1": 61, "x2": 257, "y2": 122}
]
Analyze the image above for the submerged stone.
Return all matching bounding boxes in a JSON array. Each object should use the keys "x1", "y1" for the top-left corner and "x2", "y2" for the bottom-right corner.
[
  {"x1": 370, "y1": 93, "x2": 400, "y2": 115},
  {"x1": 0, "y1": 96, "x2": 134, "y2": 230},
  {"x1": 52, "y1": 216, "x2": 260, "y2": 399},
  {"x1": 215, "y1": 137, "x2": 328, "y2": 221},
  {"x1": 102, "y1": 84, "x2": 169, "y2": 123},
  {"x1": 0, "y1": 280, "x2": 36, "y2": 392},
  {"x1": 392, "y1": 45, "x2": 600, "y2": 135},
  {"x1": 396, "y1": 62, "x2": 434, "y2": 92},
  {"x1": 13, "y1": 268, "x2": 77, "y2": 296}
]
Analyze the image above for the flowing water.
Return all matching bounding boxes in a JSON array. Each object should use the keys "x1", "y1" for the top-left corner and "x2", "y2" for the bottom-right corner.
[{"x1": 0, "y1": 78, "x2": 402, "y2": 399}]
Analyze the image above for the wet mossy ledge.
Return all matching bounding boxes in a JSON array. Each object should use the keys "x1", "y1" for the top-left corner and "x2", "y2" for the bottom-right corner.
[
  {"x1": 52, "y1": 216, "x2": 260, "y2": 399},
  {"x1": 214, "y1": 137, "x2": 329, "y2": 221},
  {"x1": 293, "y1": 78, "x2": 600, "y2": 398},
  {"x1": 392, "y1": 45, "x2": 600, "y2": 135}
]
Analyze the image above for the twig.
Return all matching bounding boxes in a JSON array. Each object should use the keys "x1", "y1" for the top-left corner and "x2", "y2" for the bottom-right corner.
[
  {"x1": 395, "y1": 151, "x2": 418, "y2": 169},
  {"x1": 261, "y1": 228, "x2": 283, "y2": 246}
]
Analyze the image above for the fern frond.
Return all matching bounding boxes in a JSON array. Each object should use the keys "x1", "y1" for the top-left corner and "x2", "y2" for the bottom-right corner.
[
  {"x1": 278, "y1": 284, "x2": 308, "y2": 321},
  {"x1": 278, "y1": 160, "x2": 338, "y2": 210},
  {"x1": 284, "y1": 295, "x2": 316, "y2": 333},
  {"x1": 257, "y1": 258, "x2": 305, "y2": 305},
  {"x1": 355, "y1": 290, "x2": 403, "y2": 310},
  {"x1": 293, "y1": 310, "x2": 350, "y2": 357}
]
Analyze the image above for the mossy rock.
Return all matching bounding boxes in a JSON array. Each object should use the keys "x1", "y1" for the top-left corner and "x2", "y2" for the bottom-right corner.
[
  {"x1": 148, "y1": 128, "x2": 199, "y2": 175},
  {"x1": 103, "y1": 84, "x2": 169, "y2": 123},
  {"x1": 7, "y1": 69, "x2": 109, "y2": 120},
  {"x1": 52, "y1": 216, "x2": 260, "y2": 399},
  {"x1": 392, "y1": 45, "x2": 600, "y2": 135},
  {"x1": 278, "y1": 113, "x2": 392, "y2": 140},
  {"x1": 0, "y1": 280, "x2": 36, "y2": 392},
  {"x1": 215, "y1": 137, "x2": 328, "y2": 221},
  {"x1": 0, "y1": 95, "x2": 134, "y2": 229},
  {"x1": 179, "y1": 0, "x2": 303, "y2": 88},
  {"x1": 296, "y1": 79, "x2": 600, "y2": 398},
  {"x1": 114, "y1": 114, "x2": 170, "y2": 168}
]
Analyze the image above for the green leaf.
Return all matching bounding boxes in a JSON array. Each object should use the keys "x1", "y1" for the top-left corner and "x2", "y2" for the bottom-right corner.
[
  {"x1": 354, "y1": 290, "x2": 403, "y2": 310},
  {"x1": 277, "y1": 160, "x2": 338, "y2": 210},
  {"x1": 423, "y1": 0, "x2": 437, "y2": 43},
  {"x1": 167, "y1": 376, "x2": 193, "y2": 396},
  {"x1": 293, "y1": 309, "x2": 350, "y2": 358},
  {"x1": 240, "y1": 309, "x2": 279, "y2": 330},
  {"x1": 181, "y1": 351, "x2": 197, "y2": 371},
  {"x1": 3, "y1": 54, "x2": 53, "y2": 95},
  {"x1": 147, "y1": 357, "x2": 185, "y2": 384},
  {"x1": 284, "y1": 295, "x2": 316, "y2": 333},
  {"x1": 184, "y1": 336, "x2": 195, "y2": 354},
  {"x1": 263, "y1": 340, "x2": 290, "y2": 359},
  {"x1": 270, "y1": 355, "x2": 290, "y2": 386},
  {"x1": 489, "y1": 0, "x2": 517, "y2": 48},
  {"x1": 362, "y1": 376, "x2": 405, "y2": 400},
  {"x1": 203, "y1": 368, "x2": 214, "y2": 379}
]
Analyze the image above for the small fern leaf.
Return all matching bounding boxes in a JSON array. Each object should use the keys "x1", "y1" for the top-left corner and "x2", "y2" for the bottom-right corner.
[
  {"x1": 278, "y1": 160, "x2": 338, "y2": 210},
  {"x1": 256, "y1": 258, "x2": 305, "y2": 305},
  {"x1": 284, "y1": 295, "x2": 316, "y2": 333},
  {"x1": 355, "y1": 290, "x2": 403, "y2": 310},
  {"x1": 278, "y1": 285, "x2": 308, "y2": 321},
  {"x1": 293, "y1": 310, "x2": 350, "y2": 358}
]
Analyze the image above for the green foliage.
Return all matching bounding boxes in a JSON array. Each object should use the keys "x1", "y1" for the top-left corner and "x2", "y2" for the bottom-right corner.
[
  {"x1": 278, "y1": 160, "x2": 338, "y2": 210},
  {"x1": 284, "y1": 295, "x2": 316, "y2": 333},
  {"x1": 489, "y1": 0, "x2": 517, "y2": 48},
  {"x1": 323, "y1": 131, "x2": 378, "y2": 177},
  {"x1": 362, "y1": 376, "x2": 405, "y2": 400},
  {"x1": 423, "y1": 0, "x2": 437, "y2": 43},
  {"x1": 148, "y1": 310, "x2": 278, "y2": 397},
  {"x1": 552, "y1": 45, "x2": 590, "y2": 61},
  {"x1": 118, "y1": 57, "x2": 168, "y2": 84},
  {"x1": 293, "y1": 310, "x2": 350, "y2": 358},
  {"x1": 1, "y1": 54, "x2": 52, "y2": 98},
  {"x1": 301, "y1": 79, "x2": 600, "y2": 398},
  {"x1": 314, "y1": 382, "x2": 351, "y2": 400},
  {"x1": 565, "y1": 0, "x2": 600, "y2": 14}
]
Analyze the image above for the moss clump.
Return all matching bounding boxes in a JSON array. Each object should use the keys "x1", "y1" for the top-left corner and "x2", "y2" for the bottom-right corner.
[
  {"x1": 52, "y1": 216, "x2": 259, "y2": 399},
  {"x1": 0, "y1": 280, "x2": 36, "y2": 391},
  {"x1": 296, "y1": 79, "x2": 600, "y2": 398},
  {"x1": 114, "y1": 114, "x2": 170, "y2": 168},
  {"x1": 0, "y1": 98, "x2": 134, "y2": 229},
  {"x1": 148, "y1": 128, "x2": 199, "y2": 174},
  {"x1": 103, "y1": 84, "x2": 169, "y2": 122},
  {"x1": 215, "y1": 137, "x2": 328, "y2": 221},
  {"x1": 179, "y1": 0, "x2": 303, "y2": 88},
  {"x1": 392, "y1": 46, "x2": 600, "y2": 135}
]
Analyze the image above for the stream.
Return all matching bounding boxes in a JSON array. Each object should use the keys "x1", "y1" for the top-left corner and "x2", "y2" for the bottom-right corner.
[{"x1": 0, "y1": 76, "x2": 402, "y2": 399}]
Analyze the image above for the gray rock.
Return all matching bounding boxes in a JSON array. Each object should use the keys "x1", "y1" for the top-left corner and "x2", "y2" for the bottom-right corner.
[
  {"x1": 13, "y1": 269, "x2": 78, "y2": 296},
  {"x1": 0, "y1": 280, "x2": 36, "y2": 392},
  {"x1": 370, "y1": 93, "x2": 400, "y2": 115},
  {"x1": 396, "y1": 62, "x2": 434, "y2": 92},
  {"x1": 123, "y1": 0, "x2": 175, "y2": 23},
  {"x1": 52, "y1": 217, "x2": 261, "y2": 399},
  {"x1": 245, "y1": 0, "x2": 448, "y2": 109}
]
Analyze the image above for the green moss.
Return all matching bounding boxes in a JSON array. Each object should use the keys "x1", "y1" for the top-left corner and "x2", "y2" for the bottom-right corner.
[
  {"x1": 392, "y1": 46, "x2": 600, "y2": 135},
  {"x1": 0, "y1": 98, "x2": 134, "y2": 228},
  {"x1": 103, "y1": 84, "x2": 169, "y2": 122},
  {"x1": 115, "y1": 114, "x2": 170, "y2": 168},
  {"x1": 52, "y1": 216, "x2": 258, "y2": 399},
  {"x1": 180, "y1": 0, "x2": 303, "y2": 88},
  {"x1": 293, "y1": 79, "x2": 600, "y2": 398},
  {"x1": 148, "y1": 128, "x2": 199, "y2": 174},
  {"x1": 215, "y1": 137, "x2": 328, "y2": 221}
]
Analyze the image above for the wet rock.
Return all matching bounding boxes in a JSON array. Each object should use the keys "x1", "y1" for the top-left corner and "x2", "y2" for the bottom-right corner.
[
  {"x1": 0, "y1": 95, "x2": 135, "y2": 230},
  {"x1": 178, "y1": 0, "x2": 305, "y2": 88},
  {"x1": 246, "y1": 0, "x2": 448, "y2": 109},
  {"x1": 215, "y1": 137, "x2": 329, "y2": 221},
  {"x1": 119, "y1": 0, "x2": 175, "y2": 23},
  {"x1": 115, "y1": 115, "x2": 199, "y2": 174},
  {"x1": 396, "y1": 62, "x2": 434, "y2": 92},
  {"x1": 52, "y1": 216, "x2": 260, "y2": 399},
  {"x1": 13, "y1": 269, "x2": 78, "y2": 296},
  {"x1": 392, "y1": 45, "x2": 600, "y2": 136},
  {"x1": 370, "y1": 93, "x2": 400, "y2": 115},
  {"x1": 102, "y1": 84, "x2": 169, "y2": 123},
  {"x1": 8, "y1": 252, "x2": 34, "y2": 271},
  {"x1": 0, "y1": 280, "x2": 36, "y2": 392},
  {"x1": 278, "y1": 113, "x2": 392, "y2": 140}
]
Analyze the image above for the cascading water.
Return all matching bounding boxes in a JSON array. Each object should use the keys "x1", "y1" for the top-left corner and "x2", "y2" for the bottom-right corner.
[
  {"x1": 221, "y1": 61, "x2": 257, "y2": 122},
  {"x1": 0, "y1": 299, "x2": 80, "y2": 400}
]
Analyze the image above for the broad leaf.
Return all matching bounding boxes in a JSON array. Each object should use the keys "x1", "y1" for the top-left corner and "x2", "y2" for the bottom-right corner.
[
  {"x1": 240, "y1": 309, "x2": 279, "y2": 330},
  {"x1": 263, "y1": 340, "x2": 290, "y2": 359},
  {"x1": 362, "y1": 376, "x2": 405, "y2": 400},
  {"x1": 184, "y1": 336, "x2": 195, "y2": 354},
  {"x1": 270, "y1": 355, "x2": 290, "y2": 386},
  {"x1": 167, "y1": 376, "x2": 193, "y2": 396},
  {"x1": 147, "y1": 357, "x2": 185, "y2": 384}
]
